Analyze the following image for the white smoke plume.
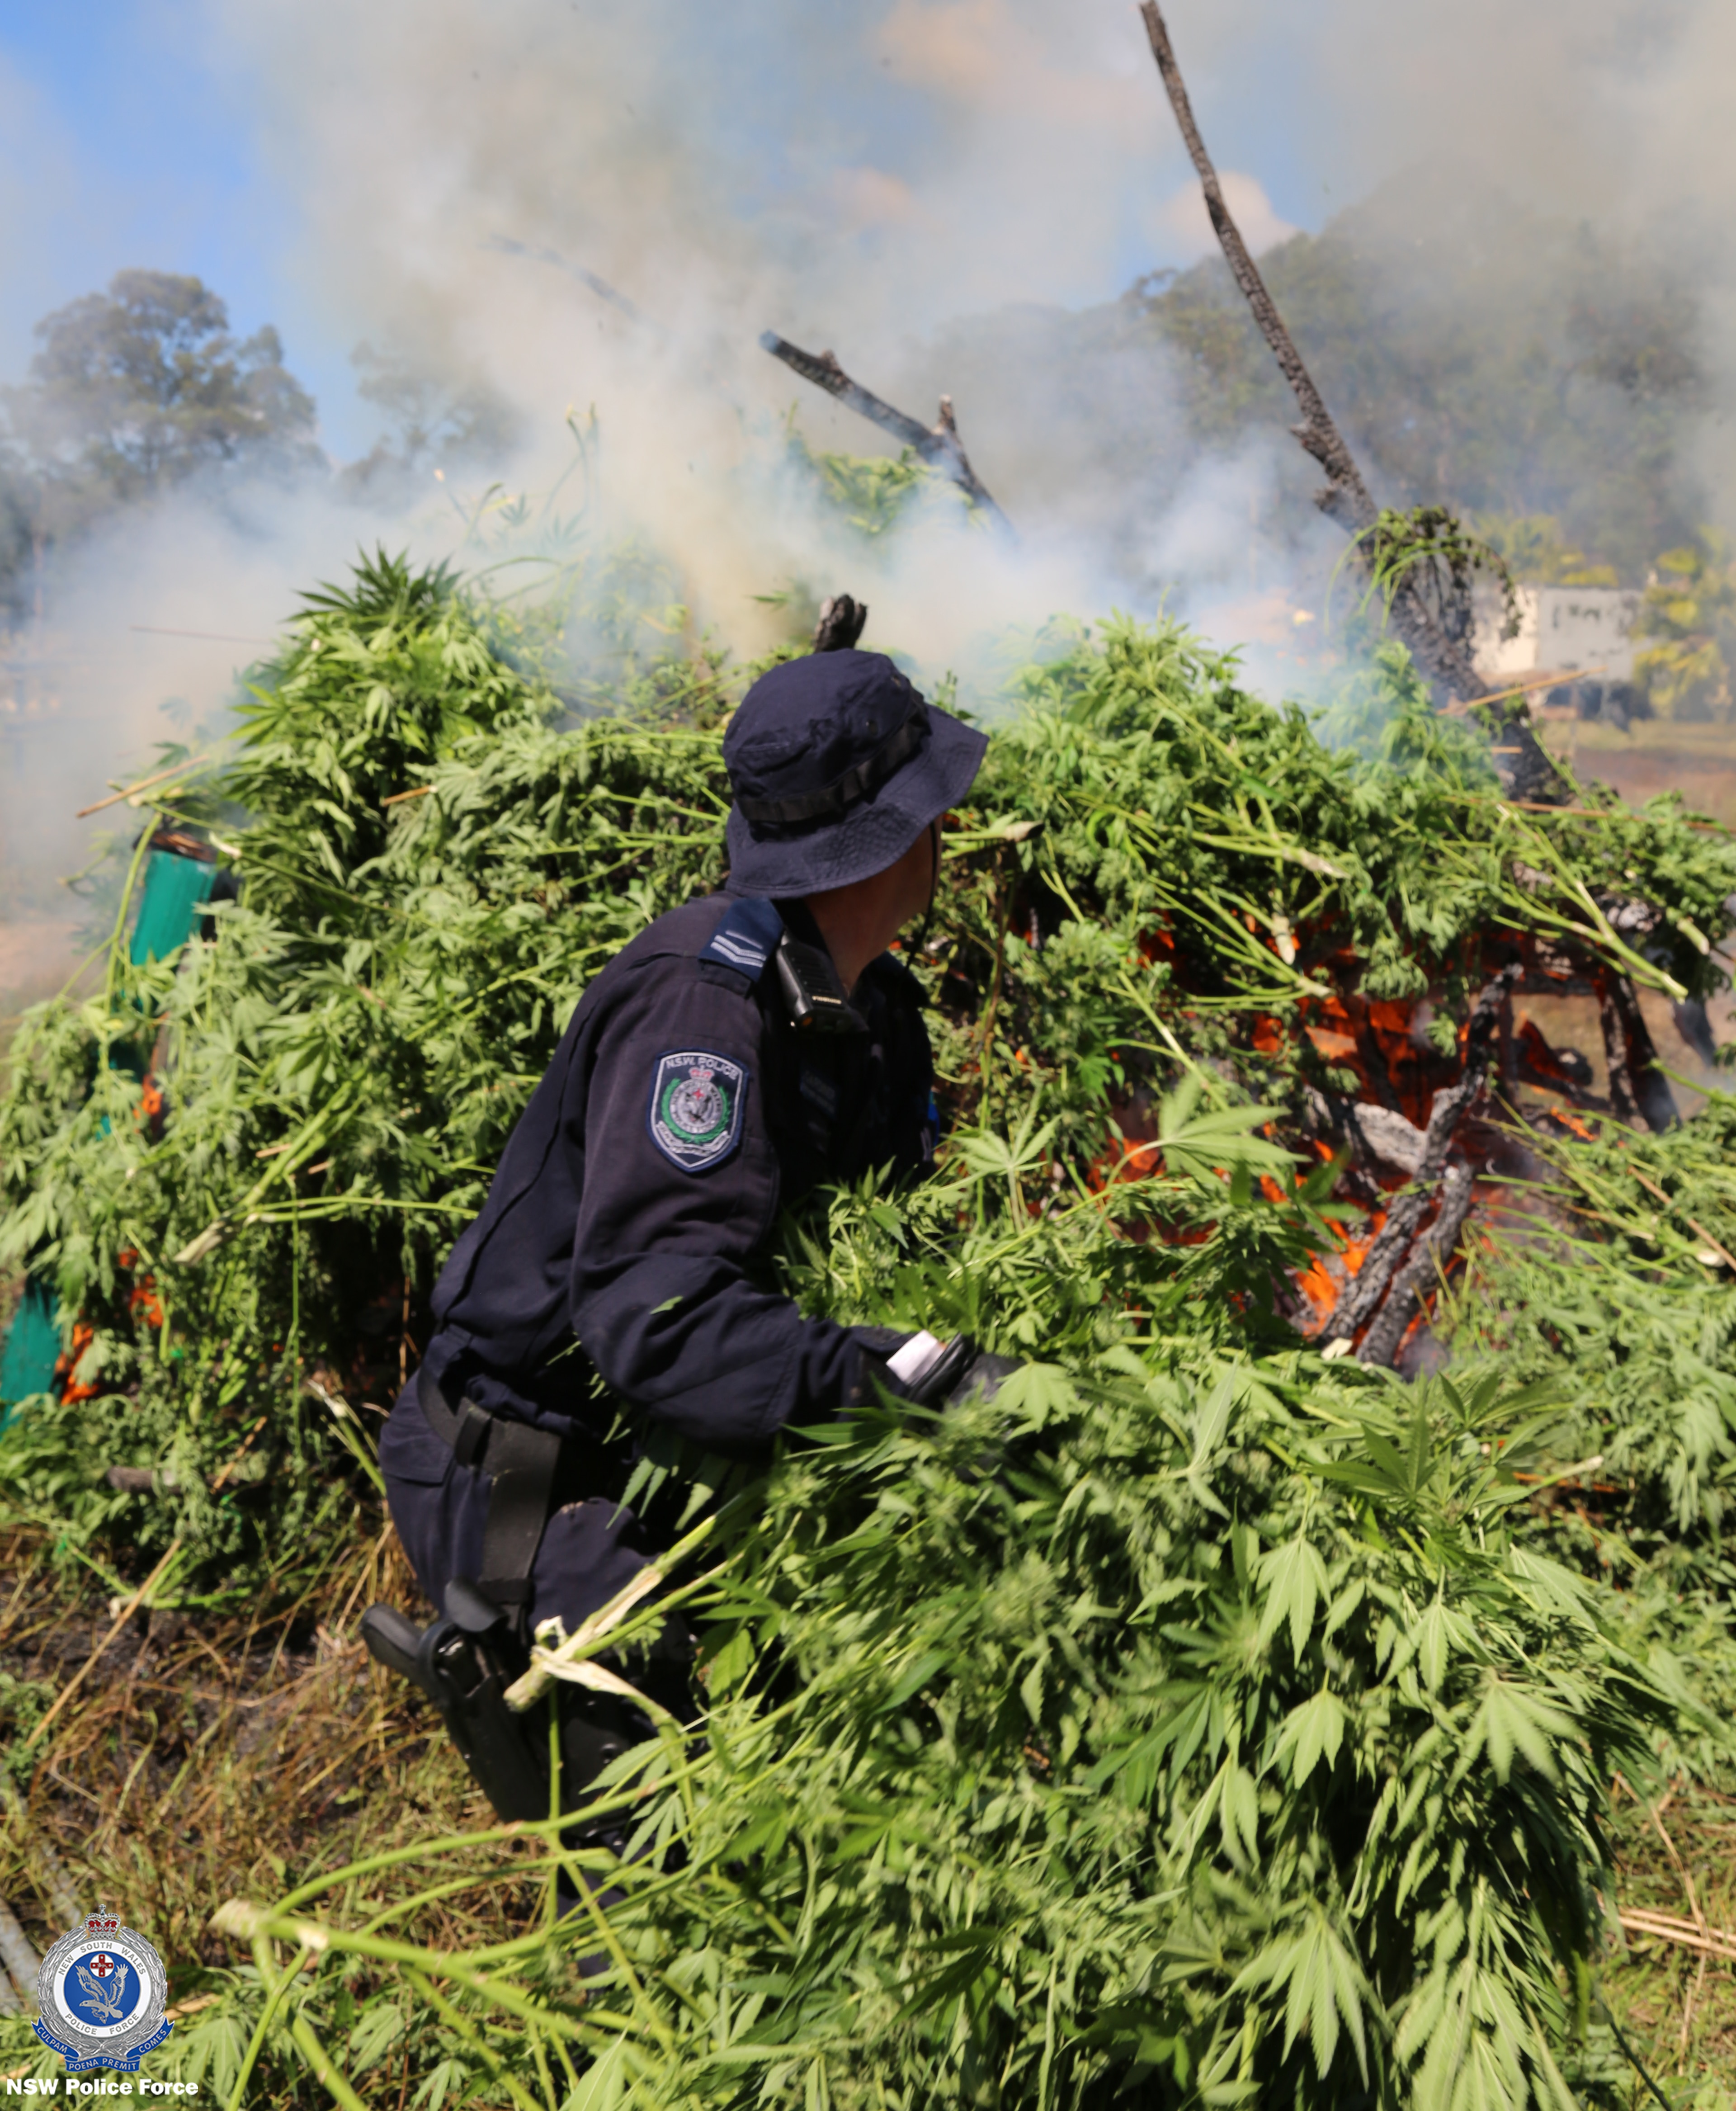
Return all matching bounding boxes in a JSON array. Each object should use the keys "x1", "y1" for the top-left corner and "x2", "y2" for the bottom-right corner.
[{"x1": 5, "y1": 0, "x2": 1736, "y2": 1001}]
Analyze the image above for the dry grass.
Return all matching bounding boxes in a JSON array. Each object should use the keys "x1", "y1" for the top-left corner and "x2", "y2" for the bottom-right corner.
[
  {"x1": 1, "y1": 1524, "x2": 1735, "y2": 2106},
  {"x1": 0, "y1": 1517, "x2": 532, "y2": 2004},
  {"x1": 1602, "y1": 1775, "x2": 1736, "y2": 2098}
]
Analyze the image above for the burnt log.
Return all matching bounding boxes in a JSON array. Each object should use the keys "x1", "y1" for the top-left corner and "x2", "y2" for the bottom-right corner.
[
  {"x1": 760, "y1": 332, "x2": 1013, "y2": 532},
  {"x1": 1302, "y1": 1089, "x2": 1426, "y2": 1176},
  {"x1": 1358, "y1": 1162, "x2": 1476, "y2": 1368},
  {"x1": 1321, "y1": 966, "x2": 1517, "y2": 1347},
  {"x1": 1137, "y1": 3, "x2": 1566, "y2": 802}
]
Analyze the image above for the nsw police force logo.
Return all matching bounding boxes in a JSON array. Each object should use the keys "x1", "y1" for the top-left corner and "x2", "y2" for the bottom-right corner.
[
  {"x1": 647, "y1": 1050, "x2": 746, "y2": 1172},
  {"x1": 34, "y1": 1909, "x2": 172, "y2": 2073}
]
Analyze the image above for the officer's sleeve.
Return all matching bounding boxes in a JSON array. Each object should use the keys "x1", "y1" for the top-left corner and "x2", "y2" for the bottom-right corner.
[{"x1": 568, "y1": 958, "x2": 883, "y2": 1449}]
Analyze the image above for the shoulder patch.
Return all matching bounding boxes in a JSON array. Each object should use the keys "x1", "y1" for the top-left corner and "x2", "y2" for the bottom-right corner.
[
  {"x1": 647, "y1": 1050, "x2": 749, "y2": 1173},
  {"x1": 699, "y1": 897, "x2": 783, "y2": 981}
]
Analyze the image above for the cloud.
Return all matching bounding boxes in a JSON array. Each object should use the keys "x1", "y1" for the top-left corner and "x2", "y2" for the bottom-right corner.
[{"x1": 1156, "y1": 170, "x2": 1300, "y2": 262}]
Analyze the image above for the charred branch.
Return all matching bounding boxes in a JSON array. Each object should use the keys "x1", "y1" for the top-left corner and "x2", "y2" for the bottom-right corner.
[
  {"x1": 760, "y1": 331, "x2": 1013, "y2": 533},
  {"x1": 1137, "y1": 5, "x2": 1566, "y2": 802},
  {"x1": 1599, "y1": 975, "x2": 1680, "y2": 1133},
  {"x1": 1358, "y1": 1162, "x2": 1475, "y2": 1368},
  {"x1": 1302, "y1": 1089, "x2": 1427, "y2": 1177},
  {"x1": 812, "y1": 593, "x2": 869, "y2": 652},
  {"x1": 1138, "y1": 4, "x2": 1373, "y2": 543},
  {"x1": 1322, "y1": 966, "x2": 1518, "y2": 1346}
]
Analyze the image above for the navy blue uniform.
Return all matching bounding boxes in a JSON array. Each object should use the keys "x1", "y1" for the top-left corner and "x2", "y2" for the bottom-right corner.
[{"x1": 381, "y1": 892, "x2": 932, "y2": 1637}]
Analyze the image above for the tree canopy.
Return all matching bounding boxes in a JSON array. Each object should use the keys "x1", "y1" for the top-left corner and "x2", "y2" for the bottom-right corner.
[
  {"x1": 1119, "y1": 174, "x2": 1703, "y2": 583},
  {"x1": 337, "y1": 340, "x2": 520, "y2": 504},
  {"x1": 1, "y1": 268, "x2": 320, "y2": 546}
]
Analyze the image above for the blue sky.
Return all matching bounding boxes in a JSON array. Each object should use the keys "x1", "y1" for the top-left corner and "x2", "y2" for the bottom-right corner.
[{"x1": 2, "y1": 2, "x2": 374, "y2": 456}]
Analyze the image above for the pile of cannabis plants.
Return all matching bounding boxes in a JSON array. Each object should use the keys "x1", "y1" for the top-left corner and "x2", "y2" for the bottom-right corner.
[
  {"x1": 2, "y1": 553, "x2": 1736, "y2": 2106},
  {"x1": 184, "y1": 1158, "x2": 1687, "y2": 2111}
]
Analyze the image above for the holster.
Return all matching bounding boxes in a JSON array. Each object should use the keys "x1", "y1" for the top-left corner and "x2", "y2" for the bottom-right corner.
[
  {"x1": 362, "y1": 1364, "x2": 646, "y2": 1823},
  {"x1": 361, "y1": 1586, "x2": 549, "y2": 1820},
  {"x1": 361, "y1": 1580, "x2": 646, "y2": 1827},
  {"x1": 415, "y1": 1362, "x2": 599, "y2": 1628}
]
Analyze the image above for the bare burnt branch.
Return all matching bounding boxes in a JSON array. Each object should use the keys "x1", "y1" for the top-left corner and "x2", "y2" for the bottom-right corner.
[
  {"x1": 1358, "y1": 1163, "x2": 1475, "y2": 1368},
  {"x1": 1137, "y1": 4, "x2": 1374, "y2": 540},
  {"x1": 1599, "y1": 975, "x2": 1680, "y2": 1133},
  {"x1": 1137, "y1": 5, "x2": 1569, "y2": 801},
  {"x1": 1322, "y1": 967, "x2": 1518, "y2": 1346},
  {"x1": 760, "y1": 331, "x2": 1014, "y2": 533}
]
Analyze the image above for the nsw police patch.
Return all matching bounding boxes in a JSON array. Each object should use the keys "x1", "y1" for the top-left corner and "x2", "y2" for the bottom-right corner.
[{"x1": 648, "y1": 1051, "x2": 747, "y2": 1172}]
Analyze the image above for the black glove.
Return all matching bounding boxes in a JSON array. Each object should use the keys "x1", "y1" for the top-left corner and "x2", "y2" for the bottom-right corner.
[{"x1": 882, "y1": 1331, "x2": 1022, "y2": 1409}]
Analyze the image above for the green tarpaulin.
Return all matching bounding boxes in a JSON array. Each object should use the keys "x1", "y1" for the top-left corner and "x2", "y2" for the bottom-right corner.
[
  {"x1": 129, "y1": 847, "x2": 217, "y2": 966},
  {"x1": 0, "y1": 849, "x2": 217, "y2": 1436},
  {"x1": 0, "y1": 1276, "x2": 60, "y2": 1430}
]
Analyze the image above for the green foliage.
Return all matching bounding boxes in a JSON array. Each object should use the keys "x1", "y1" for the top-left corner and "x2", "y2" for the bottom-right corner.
[
  {"x1": 190, "y1": 1295, "x2": 1684, "y2": 2109},
  {"x1": 1633, "y1": 532, "x2": 1736, "y2": 722},
  {"x1": 784, "y1": 423, "x2": 966, "y2": 540},
  {"x1": 5, "y1": 556, "x2": 1736, "y2": 2103},
  {"x1": 972, "y1": 614, "x2": 1736, "y2": 1029},
  {"x1": 0, "y1": 552, "x2": 736, "y2": 1584},
  {"x1": 1355, "y1": 504, "x2": 1520, "y2": 660},
  {"x1": 1451, "y1": 1093, "x2": 1736, "y2": 1543},
  {"x1": 7, "y1": 572, "x2": 1736, "y2": 1594},
  {"x1": 1472, "y1": 515, "x2": 1620, "y2": 590},
  {"x1": 565, "y1": 1348, "x2": 1670, "y2": 2109},
  {"x1": 1315, "y1": 642, "x2": 1500, "y2": 787},
  {"x1": 2, "y1": 269, "x2": 320, "y2": 541}
]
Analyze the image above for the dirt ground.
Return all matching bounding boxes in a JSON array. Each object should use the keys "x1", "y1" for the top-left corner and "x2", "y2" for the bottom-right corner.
[
  {"x1": 1542, "y1": 714, "x2": 1736, "y2": 831},
  {"x1": 0, "y1": 919, "x2": 85, "y2": 1017}
]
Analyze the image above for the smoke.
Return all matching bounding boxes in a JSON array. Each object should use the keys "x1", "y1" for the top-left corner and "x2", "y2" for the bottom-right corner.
[
  {"x1": 192, "y1": 0, "x2": 1736, "y2": 584},
  {"x1": 0, "y1": 476, "x2": 412, "y2": 930},
  {"x1": 8, "y1": 0, "x2": 1736, "y2": 989}
]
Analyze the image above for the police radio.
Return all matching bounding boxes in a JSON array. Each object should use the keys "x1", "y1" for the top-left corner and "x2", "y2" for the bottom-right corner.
[{"x1": 776, "y1": 933, "x2": 866, "y2": 1033}]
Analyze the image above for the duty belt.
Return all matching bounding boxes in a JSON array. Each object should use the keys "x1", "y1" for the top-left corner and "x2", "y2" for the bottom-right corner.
[{"x1": 416, "y1": 1364, "x2": 611, "y2": 1624}]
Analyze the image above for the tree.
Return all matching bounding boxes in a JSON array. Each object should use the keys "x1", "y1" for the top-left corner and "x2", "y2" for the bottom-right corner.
[
  {"x1": 1469, "y1": 512, "x2": 1619, "y2": 588},
  {"x1": 1112, "y1": 173, "x2": 1704, "y2": 584},
  {"x1": 338, "y1": 341, "x2": 519, "y2": 504},
  {"x1": 1632, "y1": 531, "x2": 1736, "y2": 720},
  {"x1": 3, "y1": 269, "x2": 321, "y2": 544},
  {"x1": 0, "y1": 441, "x2": 36, "y2": 629}
]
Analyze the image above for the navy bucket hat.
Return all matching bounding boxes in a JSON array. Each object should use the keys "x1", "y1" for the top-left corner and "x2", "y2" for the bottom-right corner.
[{"x1": 723, "y1": 650, "x2": 987, "y2": 895}]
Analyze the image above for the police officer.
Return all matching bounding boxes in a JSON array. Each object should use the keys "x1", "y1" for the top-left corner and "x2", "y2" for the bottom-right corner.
[{"x1": 378, "y1": 615, "x2": 1007, "y2": 1784}]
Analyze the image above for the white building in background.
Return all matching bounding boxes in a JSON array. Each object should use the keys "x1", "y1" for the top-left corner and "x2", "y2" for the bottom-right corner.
[{"x1": 1473, "y1": 585, "x2": 1641, "y2": 681}]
